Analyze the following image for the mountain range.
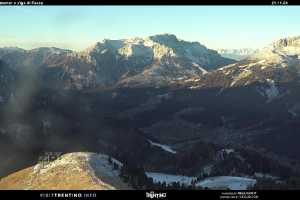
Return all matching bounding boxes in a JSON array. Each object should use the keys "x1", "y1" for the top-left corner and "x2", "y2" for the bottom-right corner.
[
  {"x1": 0, "y1": 34, "x2": 234, "y2": 90},
  {"x1": 217, "y1": 48, "x2": 258, "y2": 60},
  {"x1": 1, "y1": 34, "x2": 300, "y2": 190}
]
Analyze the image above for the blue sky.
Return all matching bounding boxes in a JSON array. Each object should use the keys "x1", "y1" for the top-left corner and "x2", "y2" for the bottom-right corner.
[{"x1": 0, "y1": 6, "x2": 300, "y2": 51}]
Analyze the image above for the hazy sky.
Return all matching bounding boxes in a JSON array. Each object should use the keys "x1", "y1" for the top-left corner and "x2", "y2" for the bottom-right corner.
[{"x1": 0, "y1": 6, "x2": 300, "y2": 51}]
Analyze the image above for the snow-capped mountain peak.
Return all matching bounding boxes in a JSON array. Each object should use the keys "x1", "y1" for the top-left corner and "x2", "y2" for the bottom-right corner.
[
  {"x1": 80, "y1": 34, "x2": 235, "y2": 87},
  {"x1": 217, "y1": 48, "x2": 258, "y2": 60},
  {"x1": 250, "y1": 36, "x2": 300, "y2": 64},
  {"x1": 272, "y1": 36, "x2": 300, "y2": 49},
  {"x1": 0, "y1": 34, "x2": 235, "y2": 89}
]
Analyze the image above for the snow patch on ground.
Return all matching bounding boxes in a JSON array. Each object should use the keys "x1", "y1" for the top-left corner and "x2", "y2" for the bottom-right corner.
[
  {"x1": 230, "y1": 69, "x2": 253, "y2": 87},
  {"x1": 224, "y1": 149, "x2": 235, "y2": 154},
  {"x1": 202, "y1": 164, "x2": 213, "y2": 176},
  {"x1": 216, "y1": 149, "x2": 235, "y2": 161},
  {"x1": 189, "y1": 85, "x2": 201, "y2": 89},
  {"x1": 288, "y1": 109, "x2": 298, "y2": 117},
  {"x1": 148, "y1": 140, "x2": 177, "y2": 154},
  {"x1": 191, "y1": 62, "x2": 208, "y2": 74},
  {"x1": 216, "y1": 87, "x2": 225, "y2": 96},
  {"x1": 217, "y1": 63, "x2": 237, "y2": 71},
  {"x1": 264, "y1": 79, "x2": 279, "y2": 102},
  {"x1": 145, "y1": 172, "x2": 196, "y2": 186},
  {"x1": 254, "y1": 172, "x2": 279, "y2": 180},
  {"x1": 288, "y1": 103, "x2": 300, "y2": 117},
  {"x1": 86, "y1": 153, "x2": 123, "y2": 187},
  {"x1": 256, "y1": 79, "x2": 280, "y2": 103},
  {"x1": 33, "y1": 152, "x2": 123, "y2": 177}
]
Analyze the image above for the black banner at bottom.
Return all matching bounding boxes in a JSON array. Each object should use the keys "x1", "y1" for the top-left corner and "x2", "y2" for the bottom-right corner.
[{"x1": 0, "y1": 190, "x2": 299, "y2": 200}]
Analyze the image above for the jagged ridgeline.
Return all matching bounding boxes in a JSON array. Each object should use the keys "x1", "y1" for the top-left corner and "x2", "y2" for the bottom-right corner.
[{"x1": 0, "y1": 34, "x2": 235, "y2": 90}]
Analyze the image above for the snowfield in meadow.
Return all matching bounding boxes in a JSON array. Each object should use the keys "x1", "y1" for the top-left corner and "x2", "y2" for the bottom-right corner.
[
  {"x1": 145, "y1": 172, "x2": 257, "y2": 190},
  {"x1": 196, "y1": 176, "x2": 257, "y2": 190}
]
